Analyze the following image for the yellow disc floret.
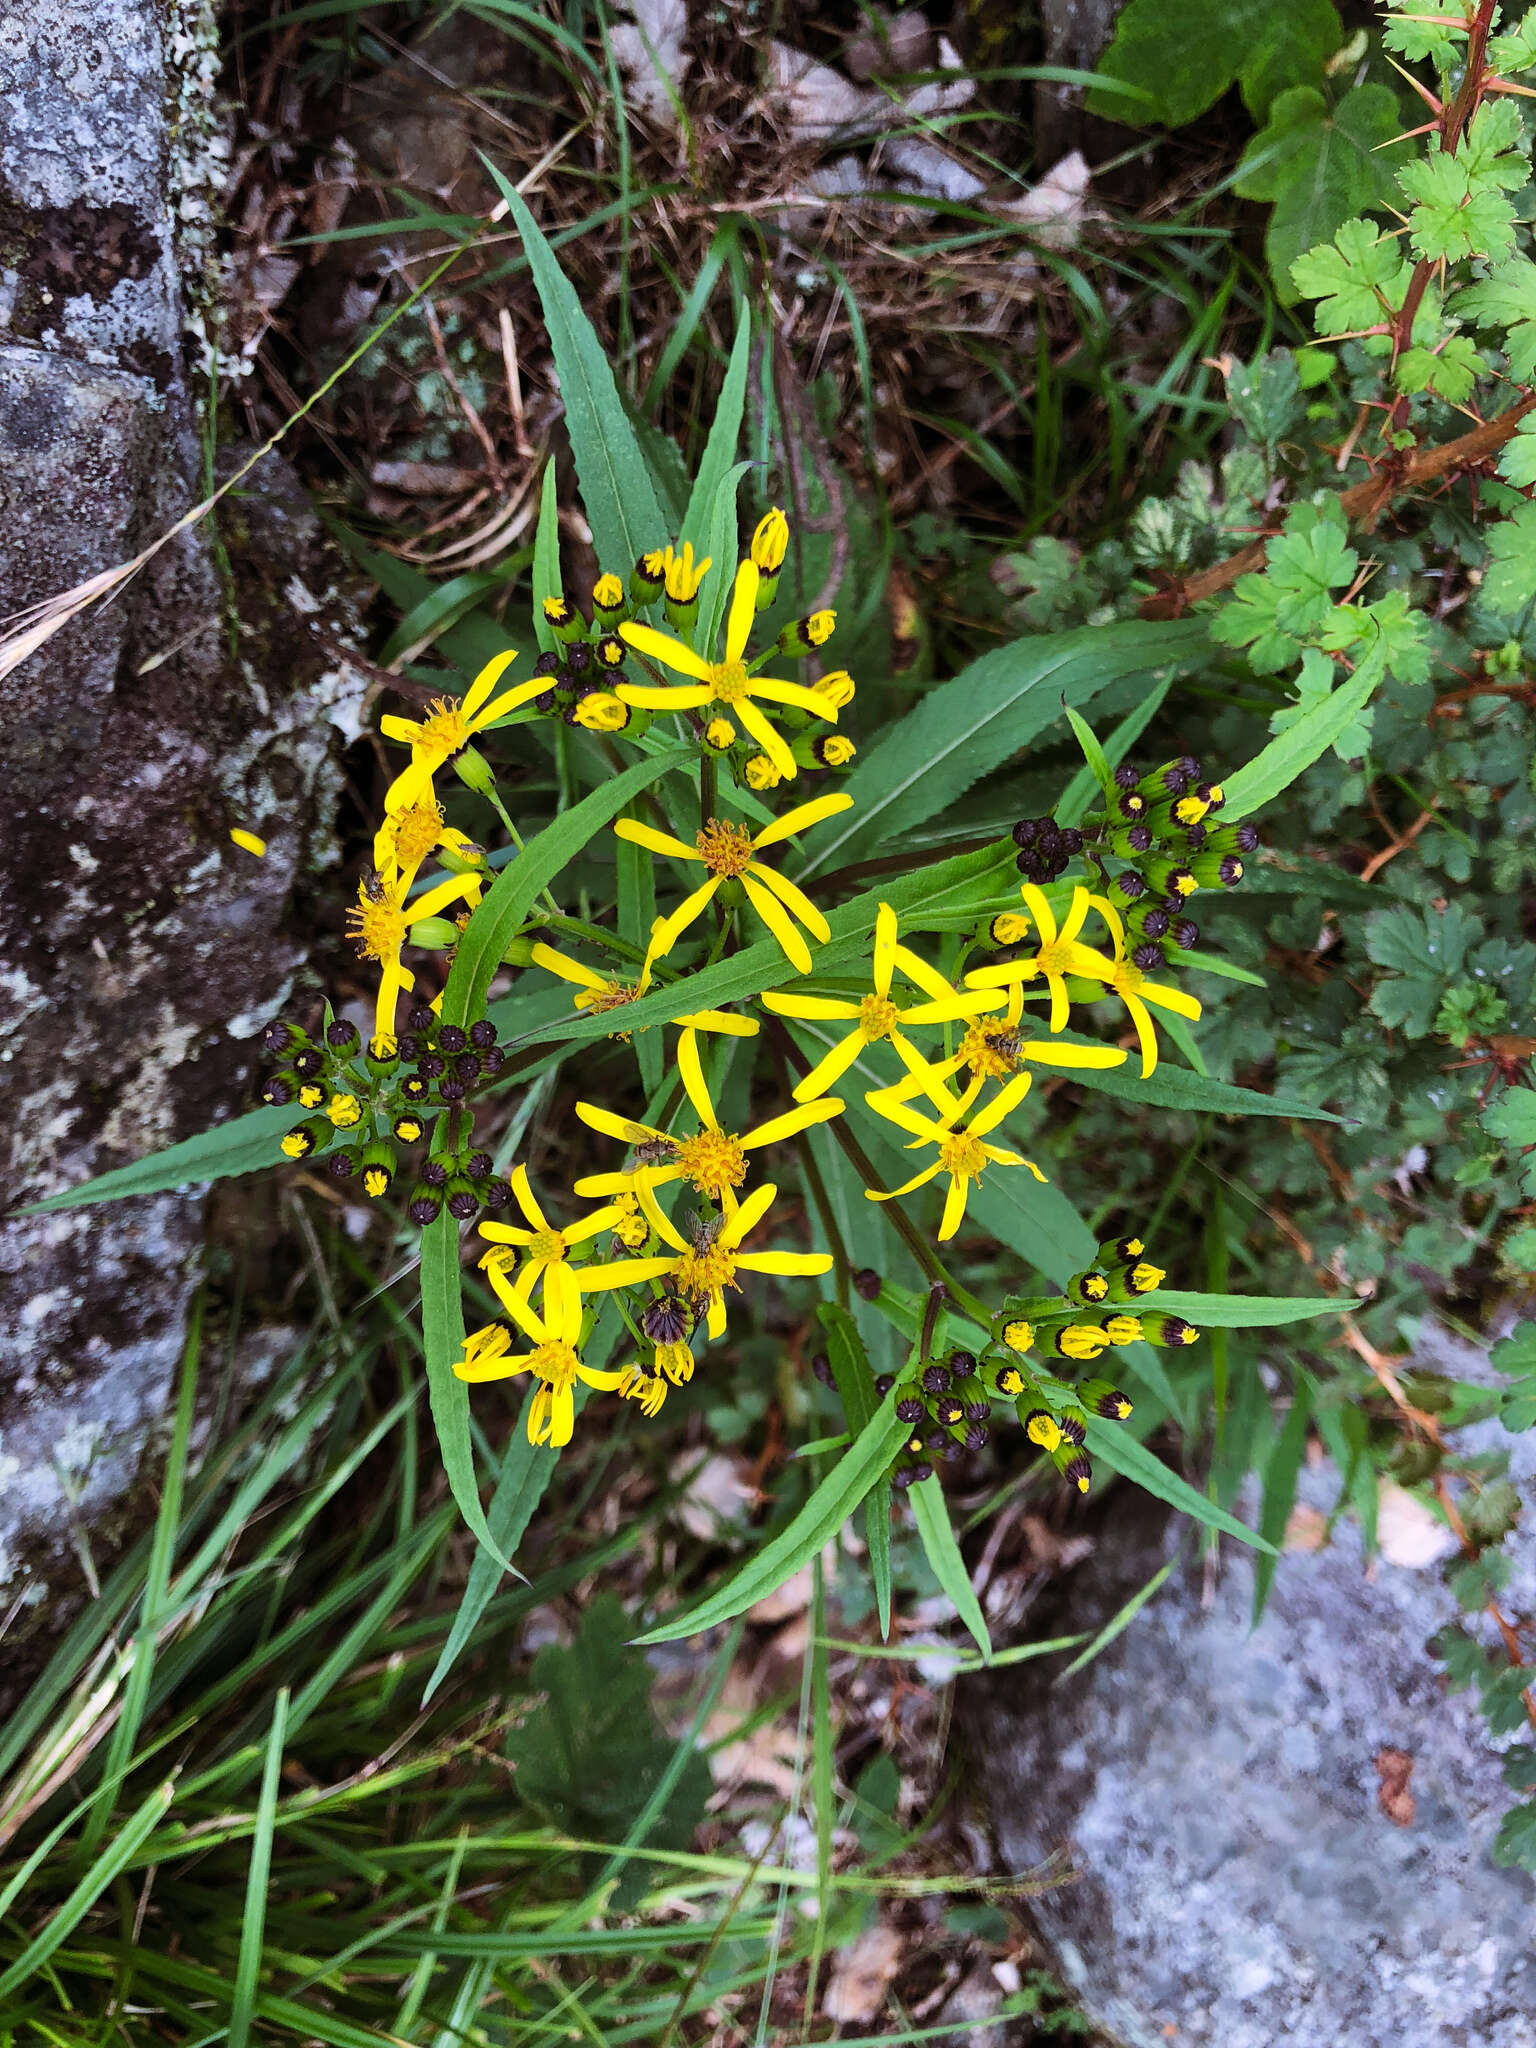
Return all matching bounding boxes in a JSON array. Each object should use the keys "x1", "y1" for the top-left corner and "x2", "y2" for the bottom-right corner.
[
  {"x1": 696, "y1": 820, "x2": 755, "y2": 877},
  {"x1": 674, "y1": 1129, "x2": 748, "y2": 1200},
  {"x1": 859, "y1": 994, "x2": 900, "y2": 1041}
]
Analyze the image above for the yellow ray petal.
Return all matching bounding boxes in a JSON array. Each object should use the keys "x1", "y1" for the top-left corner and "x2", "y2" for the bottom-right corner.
[
  {"x1": 749, "y1": 676, "x2": 840, "y2": 719},
  {"x1": 1141, "y1": 982, "x2": 1203, "y2": 1021},
  {"x1": 873, "y1": 903, "x2": 898, "y2": 999},
  {"x1": 478, "y1": 675, "x2": 547, "y2": 726},
  {"x1": 938, "y1": 1174, "x2": 970, "y2": 1242},
  {"x1": 724, "y1": 1179, "x2": 777, "y2": 1245},
  {"x1": 741, "y1": 873, "x2": 812, "y2": 974},
  {"x1": 509, "y1": 1163, "x2": 545, "y2": 1231},
  {"x1": 736, "y1": 697, "x2": 797, "y2": 781},
  {"x1": 789, "y1": 1028, "x2": 865, "y2": 1102},
  {"x1": 738, "y1": 1251, "x2": 837, "y2": 1277},
  {"x1": 971, "y1": 1071, "x2": 1035, "y2": 1136},
  {"x1": 614, "y1": 818, "x2": 700, "y2": 863},
  {"x1": 530, "y1": 944, "x2": 607, "y2": 992},
  {"x1": 751, "y1": 791, "x2": 855, "y2": 850},
  {"x1": 762, "y1": 991, "x2": 861, "y2": 1022},
  {"x1": 676, "y1": 1027, "x2": 719, "y2": 1129},
  {"x1": 724, "y1": 559, "x2": 759, "y2": 664},
  {"x1": 615, "y1": 682, "x2": 714, "y2": 711},
  {"x1": 575, "y1": 1255, "x2": 675, "y2": 1291},
  {"x1": 619, "y1": 619, "x2": 713, "y2": 680},
  {"x1": 747, "y1": 859, "x2": 830, "y2": 944},
  {"x1": 890, "y1": 942, "x2": 955, "y2": 1007},
  {"x1": 868, "y1": 1161, "x2": 944, "y2": 1203},
  {"x1": 463, "y1": 649, "x2": 519, "y2": 718},
  {"x1": 745, "y1": 1096, "x2": 844, "y2": 1148},
  {"x1": 648, "y1": 876, "x2": 723, "y2": 958}
]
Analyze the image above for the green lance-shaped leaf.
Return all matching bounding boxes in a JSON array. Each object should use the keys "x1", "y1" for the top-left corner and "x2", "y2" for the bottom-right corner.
[
  {"x1": 440, "y1": 747, "x2": 691, "y2": 1028},
  {"x1": 910, "y1": 1477, "x2": 993, "y2": 1662},
  {"x1": 484, "y1": 163, "x2": 668, "y2": 571},
  {"x1": 819, "y1": 1302, "x2": 892, "y2": 1637},
  {"x1": 1131, "y1": 1290, "x2": 1342, "y2": 1328},
  {"x1": 634, "y1": 1394, "x2": 908, "y2": 1642},
  {"x1": 19, "y1": 1106, "x2": 297, "y2": 1215},
  {"x1": 1082, "y1": 1418, "x2": 1277, "y2": 1552},
  {"x1": 1219, "y1": 645, "x2": 1385, "y2": 821},
  {"x1": 795, "y1": 616, "x2": 1210, "y2": 878},
  {"x1": 420, "y1": 1211, "x2": 520, "y2": 1573}
]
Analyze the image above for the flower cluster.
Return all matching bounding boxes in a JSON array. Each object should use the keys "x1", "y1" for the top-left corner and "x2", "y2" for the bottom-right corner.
[
  {"x1": 885, "y1": 1235, "x2": 1198, "y2": 1494},
  {"x1": 270, "y1": 494, "x2": 1220, "y2": 1508}
]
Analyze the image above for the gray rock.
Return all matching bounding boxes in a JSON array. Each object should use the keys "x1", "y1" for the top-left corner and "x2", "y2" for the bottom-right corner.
[
  {"x1": 0, "y1": 3, "x2": 365, "y2": 1663},
  {"x1": 961, "y1": 1326, "x2": 1536, "y2": 2048}
]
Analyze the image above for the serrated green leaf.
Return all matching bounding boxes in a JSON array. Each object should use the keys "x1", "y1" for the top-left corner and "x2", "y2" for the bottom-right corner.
[
  {"x1": 1497, "y1": 417, "x2": 1536, "y2": 488},
  {"x1": 485, "y1": 167, "x2": 668, "y2": 570},
  {"x1": 910, "y1": 1476, "x2": 992, "y2": 1661},
  {"x1": 1486, "y1": 1086, "x2": 1536, "y2": 1149},
  {"x1": 1493, "y1": 1800, "x2": 1536, "y2": 1871},
  {"x1": 635, "y1": 1395, "x2": 908, "y2": 1641},
  {"x1": 1399, "y1": 141, "x2": 1519, "y2": 265},
  {"x1": 1293, "y1": 215, "x2": 1415, "y2": 334},
  {"x1": 796, "y1": 617, "x2": 1210, "y2": 877},
  {"x1": 1453, "y1": 256, "x2": 1536, "y2": 380}
]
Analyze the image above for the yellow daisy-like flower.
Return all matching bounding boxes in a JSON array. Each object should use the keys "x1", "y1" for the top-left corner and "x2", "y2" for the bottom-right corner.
[
  {"x1": 751, "y1": 507, "x2": 788, "y2": 573},
  {"x1": 453, "y1": 1292, "x2": 625, "y2": 1449},
  {"x1": 379, "y1": 651, "x2": 543, "y2": 812},
  {"x1": 763, "y1": 901, "x2": 997, "y2": 1109},
  {"x1": 573, "y1": 1023, "x2": 841, "y2": 1202},
  {"x1": 373, "y1": 796, "x2": 481, "y2": 892},
  {"x1": 963, "y1": 883, "x2": 1115, "y2": 1033},
  {"x1": 530, "y1": 942, "x2": 653, "y2": 1033},
  {"x1": 614, "y1": 792, "x2": 854, "y2": 975},
  {"x1": 617, "y1": 560, "x2": 842, "y2": 781},
  {"x1": 477, "y1": 1165, "x2": 624, "y2": 1326},
  {"x1": 864, "y1": 1068, "x2": 1046, "y2": 1242},
  {"x1": 346, "y1": 867, "x2": 483, "y2": 1048},
  {"x1": 919, "y1": 975, "x2": 1127, "y2": 1122},
  {"x1": 579, "y1": 1180, "x2": 832, "y2": 1341},
  {"x1": 1069, "y1": 897, "x2": 1202, "y2": 1078},
  {"x1": 617, "y1": 1362, "x2": 669, "y2": 1417}
]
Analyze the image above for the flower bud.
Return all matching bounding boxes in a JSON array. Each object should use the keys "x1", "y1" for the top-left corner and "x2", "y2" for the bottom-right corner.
[
  {"x1": 991, "y1": 911, "x2": 1031, "y2": 946},
  {"x1": 896, "y1": 1393, "x2": 925, "y2": 1424},
  {"x1": 592, "y1": 572, "x2": 627, "y2": 624},
  {"x1": 1001, "y1": 1318, "x2": 1035, "y2": 1353},
  {"x1": 751, "y1": 507, "x2": 788, "y2": 575},
  {"x1": 989, "y1": 1361, "x2": 1027, "y2": 1399},
  {"x1": 1067, "y1": 1267, "x2": 1111, "y2": 1306},
  {"x1": 359, "y1": 1142, "x2": 396, "y2": 1198},
  {"x1": 260, "y1": 1074, "x2": 294, "y2": 1107},
  {"x1": 327, "y1": 1149, "x2": 356, "y2": 1179},
  {"x1": 409, "y1": 1187, "x2": 442, "y2": 1225},
  {"x1": 1079, "y1": 1379, "x2": 1134, "y2": 1420},
  {"x1": 411, "y1": 916, "x2": 461, "y2": 950},
  {"x1": 810, "y1": 733, "x2": 856, "y2": 769},
  {"x1": 326, "y1": 1092, "x2": 363, "y2": 1130},
  {"x1": 480, "y1": 1177, "x2": 513, "y2": 1209},
  {"x1": 818, "y1": 670, "x2": 855, "y2": 711},
  {"x1": 543, "y1": 593, "x2": 585, "y2": 644},
  {"x1": 421, "y1": 1155, "x2": 452, "y2": 1188},
  {"x1": 704, "y1": 717, "x2": 736, "y2": 751},
  {"x1": 1140, "y1": 1313, "x2": 1199, "y2": 1347},
  {"x1": 920, "y1": 1360, "x2": 953, "y2": 1395},
  {"x1": 366, "y1": 1036, "x2": 400, "y2": 1073},
  {"x1": 292, "y1": 1046, "x2": 325, "y2": 1080},
  {"x1": 1167, "y1": 915, "x2": 1199, "y2": 950},
  {"x1": 633, "y1": 550, "x2": 667, "y2": 604},
  {"x1": 393, "y1": 1112, "x2": 426, "y2": 1144},
  {"x1": 463, "y1": 1150, "x2": 493, "y2": 1179},
  {"x1": 446, "y1": 1186, "x2": 480, "y2": 1220},
  {"x1": 1053, "y1": 1323, "x2": 1111, "y2": 1361},
  {"x1": 415, "y1": 1051, "x2": 446, "y2": 1079},
  {"x1": 744, "y1": 753, "x2": 782, "y2": 791},
  {"x1": 874, "y1": 1374, "x2": 895, "y2": 1398},
  {"x1": 954, "y1": 1375, "x2": 990, "y2": 1421},
  {"x1": 1052, "y1": 1444, "x2": 1093, "y2": 1493},
  {"x1": 296, "y1": 1081, "x2": 325, "y2": 1110},
  {"x1": 326, "y1": 1018, "x2": 361, "y2": 1054},
  {"x1": 776, "y1": 610, "x2": 835, "y2": 655},
  {"x1": 1111, "y1": 868, "x2": 1147, "y2": 903},
  {"x1": 534, "y1": 648, "x2": 562, "y2": 677},
  {"x1": 1102, "y1": 1314, "x2": 1143, "y2": 1346},
  {"x1": 438, "y1": 1025, "x2": 467, "y2": 1054},
  {"x1": 452, "y1": 747, "x2": 498, "y2": 800},
  {"x1": 263, "y1": 1019, "x2": 305, "y2": 1057},
  {"x1": 1131, "y1": 941, "x2": 1165, "y2": 972},
  {"x1": 1057, "y1": 1406, "x2": 1087, "y2": 1447},
  {"x1": 853, "y1": 1268, "x2": 882, "y2": 1301},
  {"x1": 281, "y1": 1118, "x2": 327, "y2": 1161},
  {"x1": 1110, "y1": 823, "x2": 1154, "y2": 856},
  {"x1": 1019, "y1": 1406, "x2": 1062, "y2": 1452}
]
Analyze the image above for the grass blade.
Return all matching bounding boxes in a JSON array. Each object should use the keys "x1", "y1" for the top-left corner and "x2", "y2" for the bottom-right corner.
[
  {"x1": 0, "y1": 1778, "x2": 174, "y2": 2000},
  {"x1": 1253, "y1": 1382, "x2": 1312, "y2": 1621},
  {"x1": 1056, "y1": 1557, "x2": 1176, "y2": 1680},
  {"x1": 228, "y1": 1686, "x2": 290, "y2": 2048},
  {"x1": 420, "y1": 1214, "x2": 518, "y2": 1571}
]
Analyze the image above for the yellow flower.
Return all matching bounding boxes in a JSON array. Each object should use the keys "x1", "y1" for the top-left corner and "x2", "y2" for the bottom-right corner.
[
  {"x1": 925, "y1": 975, "x2": 1125, "y2": 1121},
  {"x1": 592, "y1": 571, "x2": 625, "y2": 612},
  {"x1": 610, "y1": 1190, "x2": 650, "y2": 1249},
  {"x1": 230, "y1": 827, "x2": 266, "y2": 857},
  {"x1": 614, "y1": 792, "x2": 854, "y2": 975},
  {"x1": 478, "y1": 1165, "x2": 624, "y2": 1326},
  {"x1": 617, "y1": 1362, "x2": 668, "y2": 1417},
  {"x1": 963, "y1": 883, "x2": 1115, "y2": 1033},
  {"x1": 379, "y1": 651, "x2": 542, "y2": 811},
  {"x1": 818, "y1": 671, "x2": 855, "y2": 711},
  {"x1": 373, "y1": 796, "x2": 480, "y2": 890},
  {"x1": 1070, "y1": 896, "x2": 1202, "y2": 1077},
  {"x1": 745, "y1": 753, "x2": 782, "y2": 791},
  {"x1": 751, "y1": 507, "x2": 788, "y2": 573},
  {"x1": 864, "y1": 1069, "x2": 1046, "y2": 1242},
  {"x1": 663, "y1": 542, "x2": 712, "y2": 602},
  {"x1": 326, "y1": 1092, "x2": 362, "y2": 1129},
  {"x1": 763, "y1": 901, "x2": 997, "y2": 1108},
  {"x1": 530, "y1": 942, "x2": 652, "y2": 1033},
  {"x1": 346, "y1": 867, "x2": 482, "y2": 1048},
  {"x1": 617, "y1": 560, "x2": 842, "y2": 781},
  {"x1": 578, "y1": 1180, "x2": 831, "y2": 1340},
  {"x1": 704, "y1": 717, "x2": 736, "y2": 751},
  {"x1": 453, "y1": 1292, "x2": 626, "y2": 1449},
  {"x1": 572, "y1": 691, "x2": 630, "y2": 733},
  {"x1": 573, "y1": 1024, "x2": 841, "y2": 1202}
]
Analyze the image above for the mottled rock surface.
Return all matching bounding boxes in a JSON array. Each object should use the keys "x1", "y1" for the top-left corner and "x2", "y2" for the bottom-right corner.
[
  {"x1": 961, "y1": 1326, "x2": 1536, "y2": 2048},
  {"x1": 0, "y1": 2, "x2": 364, "y2": 1642}
]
